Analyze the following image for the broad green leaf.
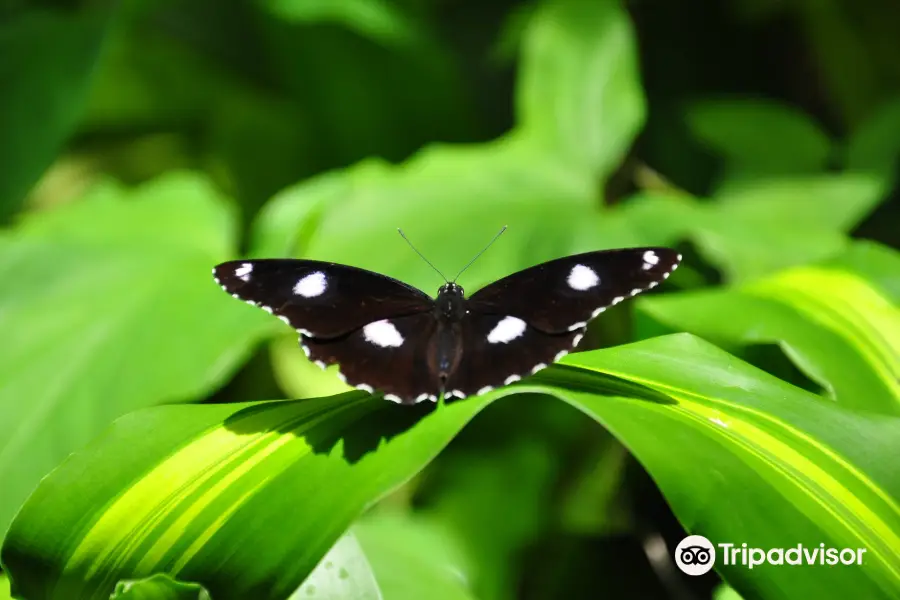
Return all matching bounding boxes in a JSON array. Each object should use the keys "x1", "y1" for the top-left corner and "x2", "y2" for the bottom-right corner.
[
  {"x1": 829, "y1": 240, "x2": 900, "y2": 304},
  {"x1": 354, "y1": 513, "x2": 474, "y2": 600},
  {"x1": 263, "y1": 0, "x2": 420, "y2": 48},
  {"x1": 4, "y1": 335, "x2": 899, "y2": 599},
  {"x1": 686, "y1": 99, "x2": 833, "y2": 175},
  {"x1": 709, "y1": 174, "x2": 885, "y2": 232},
  {"x1": 0, "y1": 573, "x2": 11, "y2": 600},
  {"x1": 0, "y1": 173, "x2": 276, "y2": 537},
  {"x1": 695, "y1": 173, "x2": 886, "y2": 282},
  {"x1": 0, "y1": 7, "x2": 112, "y2": 220},
  {"x1": 111, "y1": 574, "x2": 210, "y2": 600},
  {"x1": 555, "y1": 336, "x2": 900, "y2": 599},
  {"x1": 517, "y1": 0, "x2": 644, "y2": 180},
  {"x1": 713, "y1": 583, "x2": 746, "y2": 600},
  {"x1": 290, "y1": 533, "x2": 381, "y2": 600},
  {"x1": 0, "y1": 392, "x2": 494, "y2": 600},
  {"x1": 251, "y1": 137, "x2": 596, "y2": 297},
  {"x1": 640, "y1": 267, "x2": 900, "y2": 414},
  {"x1": 846, "y1": 98, "x2": 900, "y2": 173}
]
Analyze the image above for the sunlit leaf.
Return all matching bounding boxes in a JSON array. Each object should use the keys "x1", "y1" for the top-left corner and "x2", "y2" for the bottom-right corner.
[
  {"x1": 263, "y1": 0, "x2": 420, "y2": 48},
  {"x1": 3, "y1": 335, "x2": 898, "y2": 599},
  {"x1": 111, "y1": 574, "x2": 210, "y2": 600},
  {"x1": 828, "y1": 240, "x2": 900, "y2": 303},
  {"x1": 0, "y1": 173, "x2": 276, "y2": 536},
  {"x1": 517, "y1": 0, "x2": 644, "y2": 180},
  {"x1": 641, "y1": 267, "x2": 900, "y2": 414},
  {"x1": 694, "y1": 173, "x2": 886, "y2": 282}
]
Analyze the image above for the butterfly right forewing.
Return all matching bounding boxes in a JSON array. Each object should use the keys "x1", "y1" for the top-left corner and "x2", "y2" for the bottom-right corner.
[{"x1": 467, "y1": 247, "x2": 681, "y2": 333}]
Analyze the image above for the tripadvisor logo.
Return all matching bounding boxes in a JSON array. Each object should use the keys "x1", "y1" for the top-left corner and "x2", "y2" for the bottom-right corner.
[
  {"x1": 719, "y1": 543, "x2": 867, "y2": 569},
  {"x1": 674, "y1": 536, "x2": 867, "y2": 576}
]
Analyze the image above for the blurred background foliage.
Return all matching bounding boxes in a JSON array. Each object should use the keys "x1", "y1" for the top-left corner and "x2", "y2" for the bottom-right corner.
[{"x1": 1, "y1": 0, "x2": 899, "y2": 598}]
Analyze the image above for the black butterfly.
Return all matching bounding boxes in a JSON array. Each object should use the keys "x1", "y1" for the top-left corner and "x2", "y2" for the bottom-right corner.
[{"x1": 214, "y1": 243, "x2": 680, "y2": 404}]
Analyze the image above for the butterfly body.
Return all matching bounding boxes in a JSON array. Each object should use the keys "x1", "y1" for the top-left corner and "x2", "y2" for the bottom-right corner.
[{"x1": 214, "y1": 247, "x2": 680, "y2": 404}]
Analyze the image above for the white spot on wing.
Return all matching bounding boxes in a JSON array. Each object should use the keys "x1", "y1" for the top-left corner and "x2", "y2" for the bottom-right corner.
[
  {"x1": 567, "y1": 264, "x2": 600, "y2": 290},
  {"x1": 568, "y1": 321, "x2": 587, "y2": 331},
  {"x1": 531, "y1": 363, "x2": 547, "y2": 374},
  {"x1": 554, "y1": 350, "x2": 568, "y2": 362},
  {"x1": 573, "y1": 333, "x2": 584, "y2": 347},
  {"x1": 487, "y1": 316, "x2": 527, "y2": 344},
  {"x1": 591, "y1": 306, "x2": 607, "y2": 318},
  {"x1": 384, "y1": 393, "x2": 402, "y2": 404},
  {"x1": 357, "y1": 383, "x2": 374, "y2": 394},
  {"x1": 642, "y1": 251, "x2": 659, "y2": 270},
  {"x1": 504, "y1": 374, "x2": 521, "y2": 385},
  {"x1": 414, "y1": 393, "x2": 431, "y2": 403},
  {"x1": 235, "y1": 263, "x2": 253, "y2": 281},
  {"x1": 363, "y1": 319, "x2": 404, "y2": 347},
  {"x1": 294, "y1": 271, "x2": 327, "y2": 297},
  {"x1": 477, "y1": 385, "x2": 493, "y2": 396}
]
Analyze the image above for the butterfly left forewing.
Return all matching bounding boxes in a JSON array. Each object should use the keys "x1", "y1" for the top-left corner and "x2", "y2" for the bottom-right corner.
[
  {"x1": 214, "y1": 259, "x2": 433, "y2": 338},
  {"x1": 467, "y1": 247, "x2": 681, "y2": 333}
]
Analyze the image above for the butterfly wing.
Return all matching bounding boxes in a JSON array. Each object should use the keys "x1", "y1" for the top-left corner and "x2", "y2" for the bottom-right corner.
[
  {"x1": 303, "y1": 313, "x2": 440, "y2": 404},
  {"x1": 443, "y1": 312, "x2": 583, "y2": 399},
  {"x1": 214, "y1": 259, "x2": 434, "y2": 338},
  {"x1": 467, "y1": 247, "x2": 681, "y2": 333}
]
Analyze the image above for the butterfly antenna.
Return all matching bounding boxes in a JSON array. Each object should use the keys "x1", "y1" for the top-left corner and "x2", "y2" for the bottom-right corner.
[
  {"x1": 452, "y1": 226, "x2": 508, "y2": 282},
  {"x1": 397, "y1": 228, "x2": 449, "y2": 282}
]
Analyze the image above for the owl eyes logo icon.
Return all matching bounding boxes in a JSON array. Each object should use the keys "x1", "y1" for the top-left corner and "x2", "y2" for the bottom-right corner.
[{"x1": 675, "y1": 535, "x2": 716, "y2": 576}]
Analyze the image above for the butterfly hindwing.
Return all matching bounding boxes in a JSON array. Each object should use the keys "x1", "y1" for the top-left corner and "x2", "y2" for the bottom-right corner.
[
  {"x1": 214, "y1": 259, "x2": 433, "y2": 338},
  {"x1": 303, "y1": 313, "x2": 439, "y2": 404},
  {"x1": 444, "y1": 313, "x2": 584, "y2": 399},
  {"x1": 467, "y1": 247, "x2": 681, "y2": 333}
]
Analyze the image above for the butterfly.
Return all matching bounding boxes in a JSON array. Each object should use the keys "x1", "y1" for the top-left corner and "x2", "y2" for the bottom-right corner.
[{"x1": 213, "y1": 233, "x2": 680, "y2": 405}]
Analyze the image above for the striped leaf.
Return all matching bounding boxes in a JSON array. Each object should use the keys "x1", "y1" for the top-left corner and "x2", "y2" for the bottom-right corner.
[{"x1": 2, "y1": 334, "x2": 899, "y2": 599}]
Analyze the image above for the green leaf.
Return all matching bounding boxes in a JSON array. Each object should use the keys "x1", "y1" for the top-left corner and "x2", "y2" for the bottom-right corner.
[
  {"x1": 111, "y1": 574, "x2": 210, "y2": 600},
  {"x1": 828, "y1": 241, "x2": 900, "y2": 304},
  {"x1": 354, "y1": 513, "x2": 474, "y2": 600},
  {"x1": 262, "y1": 0, "x2": 420, "y2": 48},
  {"x1": 686, "y1": 98, "x2": 833, "y2": 175},
  {"x1": 516, "y1": 0, "x2": 645, "y2": 180},
  {"x1": 846, "y1": 98, "x2": 900, "y2": 173},
  {"x1": 251, "y1": 138, "x2": 596, "y2": 297},
  {"x1": 4, "y1": 335, "x2": 899, "y2": 599},
  {"x1": 640, "y1": 267, "x2": 900, "y2": 414},
  {"x1": 696, "y1": 173, "x2": 886, "y2": 282},
  {"x1": 0, "y1": 173, "x2": 276, "y2": 537},
  {"x1": 0, "y1": 573, "x2": 11, "y2": 600},
  {"x1": 0, "y1": 7, "x2": 112, "y2": 220},
  {"x1": 555, "y1": 336, "x2": 900, "y2": 599},
  {"x1": 290, "y1": 532, "x2": 381, "y2": 600}
]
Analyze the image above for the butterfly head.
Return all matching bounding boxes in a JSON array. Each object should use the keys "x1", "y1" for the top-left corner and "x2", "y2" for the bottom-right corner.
[
  {"x1": 438, "y1": 282, "x2": 464, "y2": 297},
  {"x1": 436, "y1": 282, "x2": 466, "y2": 321}
]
